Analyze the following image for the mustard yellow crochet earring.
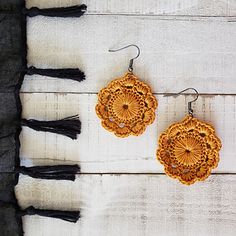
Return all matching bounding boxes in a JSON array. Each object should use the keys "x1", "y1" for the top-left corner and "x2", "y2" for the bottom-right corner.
[
  {"x1": 157, "y1": 88, "x2": 221, "y2": 185},
  {"x1": 96, "y1": 45, "x2": 158, "y2": 137}
]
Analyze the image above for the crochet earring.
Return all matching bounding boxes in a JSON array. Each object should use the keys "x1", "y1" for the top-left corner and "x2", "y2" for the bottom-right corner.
[
  {"x1": 96, "y1": 44, "x2": 158, "y2": 137},
  {"x1": 157, "y1": 88, "x2": 221, "y2": 185}
]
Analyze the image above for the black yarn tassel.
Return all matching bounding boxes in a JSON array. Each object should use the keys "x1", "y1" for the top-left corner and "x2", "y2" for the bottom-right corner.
[
  {"x1": 19, "y1": 206, "x2": 80, "y2": 223},
  {"x1": 27, "y1": 66, "x2": 85, "y2": 82},
  {"x1": 21, "y1": 115, "x2": 81, "y2": 139},
  {"x1": 16, "y1": 165, "x2": 80, "y2": 181},
  {"x1": 22, "y1": 4, "x2": 87, "y2": 18}
]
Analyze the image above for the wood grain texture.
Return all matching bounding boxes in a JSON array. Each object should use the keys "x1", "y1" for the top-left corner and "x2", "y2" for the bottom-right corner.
[
  {"x1": 21, "y1": 15, "x2": 236, "y2": 94},
  {"x1": 16, "y1": 174, "x2": 236, "y2": 236},
  {"x1": 20, "y1": 93, "x2": 235, "y2": 173},
  {"x1": 26, "y1": 0, "x2": 236, "y2": 16},
  {"x1": 18, "y1": 1, "x2": 236, "y2": 236}
]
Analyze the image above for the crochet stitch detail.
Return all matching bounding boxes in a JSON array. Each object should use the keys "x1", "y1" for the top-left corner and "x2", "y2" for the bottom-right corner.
[
  {"x1": 96, "y1": 72, "x2": 158, "y2": 137},
  {"x1": 157, "y1": 115, "x2": 221, "y2": 185}
]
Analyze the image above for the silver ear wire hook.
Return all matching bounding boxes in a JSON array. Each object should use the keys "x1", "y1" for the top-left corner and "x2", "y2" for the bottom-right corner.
[
  {"x1": 164, "y1": 88, "x2": 199, "y2": 116},
  {"x1": 108, "y1": 44, "x2": 140, "y2": 72}
]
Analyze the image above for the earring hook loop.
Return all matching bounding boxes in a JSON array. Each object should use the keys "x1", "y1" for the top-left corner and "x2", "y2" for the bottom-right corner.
[
  {"x1": 108, "y1": 44, "x2": 140, "y2": 72},
  {"x1": 164, "y1": 88, "x2": 199, "y2": 116}
]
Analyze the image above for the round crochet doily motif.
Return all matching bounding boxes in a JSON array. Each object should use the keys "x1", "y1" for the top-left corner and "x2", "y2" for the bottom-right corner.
[
  {"x1": 157, "y1": 115, "x2": 221, "y2": 185},
  {"x1": 96, "y1": 72, "x2": 158, "y2": 137}
]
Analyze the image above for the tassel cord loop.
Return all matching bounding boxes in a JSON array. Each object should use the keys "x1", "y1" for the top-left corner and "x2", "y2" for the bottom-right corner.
[
  {"x1": 22, "y1": 4, "x2": 87, "y2": 18},
  {"x1": 18, "y1": 206, "x2": 80, "y2": 223}
]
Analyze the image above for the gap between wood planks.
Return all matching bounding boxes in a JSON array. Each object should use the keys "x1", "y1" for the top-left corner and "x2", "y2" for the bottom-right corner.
[
  {"x1": 71, "y1": 173, "x2": 236, "y2": 175},
  {"x1": 20, "y1": 92, "x2": 236, "y2": 96},
  {"x1": 3, "y1": 172, "x2": 236, "y2": 175},
  {"x1": 84, "y1": 13, "x2": 236, "y2": 22}
]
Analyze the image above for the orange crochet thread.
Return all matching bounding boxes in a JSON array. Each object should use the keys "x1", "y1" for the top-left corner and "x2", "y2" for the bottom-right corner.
[
  {"x1": 157, "y1": 115, "x2": 221, "y2": 185},
  {"x1": 96, "y1": 72, "x2": 158, "y2": 137}
]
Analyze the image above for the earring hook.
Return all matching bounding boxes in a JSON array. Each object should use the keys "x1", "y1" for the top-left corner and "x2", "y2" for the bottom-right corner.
[
  {"x1": 164, "y1": 88, "x2": 199, "y2": 116},
  {"x1": 108, "y1": 44, "x2": 140, "y2": 72}
]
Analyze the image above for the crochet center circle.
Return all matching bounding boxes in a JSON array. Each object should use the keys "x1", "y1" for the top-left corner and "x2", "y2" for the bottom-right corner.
[
  {"x1": 96, "y1": 72, "x2": 158, "y2": 137},
  {"x1": 172, "y1": 133, "x2": 204, "y2": 166},
  {"x1": 110, "y1": 90, "x2": 142, "y2": 121},
  {"x1": 157, "y1": 115, "x2": 222, "y2": 185}
]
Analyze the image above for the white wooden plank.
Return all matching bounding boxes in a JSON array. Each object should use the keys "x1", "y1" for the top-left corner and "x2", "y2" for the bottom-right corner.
[
  {"x1": 21, "y1": 15, "x2": 236, "y2": 94},
  {"x1": 26, "y1": 0, "x2": 236, "y2": 16},
  {"x1": 15, "y1": 174, "x2": 236, "y2": 236},
  {"x1": 20, "y1": 93, "x2": 236, "y2": 173}
]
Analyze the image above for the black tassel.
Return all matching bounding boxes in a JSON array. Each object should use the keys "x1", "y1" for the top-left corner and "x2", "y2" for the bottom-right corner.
[
  {"x1": 19, "y1": 206, "x2": 80, "y2": 223},
  {"x1": 16, "y1": 165, "x2": 80, "y2": 181},
  {"x1": 27, "y1": 66, "x2": 85, "y2": 82},
  {"x1": 21, "y1": 115, "x2": 81, "y2": 140},
  {"x1": 22, "y1": 4, "x2": 87, "y2": 18}
]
